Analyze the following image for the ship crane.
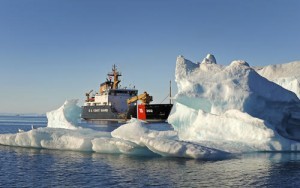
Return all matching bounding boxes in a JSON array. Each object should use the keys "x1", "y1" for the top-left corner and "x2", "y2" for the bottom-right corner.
[
  {"x1": 127, "y1": 92, "x2": 153, "y2": 105},
  {"x1": 85, "y1": 90, "x2": 93, "y2": 102}
]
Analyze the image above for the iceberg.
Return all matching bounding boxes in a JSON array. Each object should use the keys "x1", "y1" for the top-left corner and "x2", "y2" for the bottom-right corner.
[
  {"x1": 0, "y1": 54, "x2": 299, "y2": 159},
  {"x1": 46, "y1": 99, "x2": 81, "y2": 130},
  {"x1": 169, "y1": 54, "x2": 300, "y2": 152}
]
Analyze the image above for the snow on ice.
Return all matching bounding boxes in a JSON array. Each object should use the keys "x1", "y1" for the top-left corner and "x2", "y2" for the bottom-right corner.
[
  {"x1": 0, "y1": 54, "x2": 299, "y2": 159},
  {"x1": 255, "y1": 61, "x2": 300, "y2": 99}
]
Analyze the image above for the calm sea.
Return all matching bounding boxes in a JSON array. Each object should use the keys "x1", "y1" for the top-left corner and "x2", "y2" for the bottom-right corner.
[{"x1": 1, "y1": 115, "x2": 300, "y2": 187}]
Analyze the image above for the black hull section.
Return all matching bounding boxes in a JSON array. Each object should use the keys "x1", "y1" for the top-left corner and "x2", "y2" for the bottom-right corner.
[
  {"x1": 81, "y1": 104, "x2": 173, "y2": 122},
  {"x1": 127, "y1": 104, "x2": 173, "y2": 122}
]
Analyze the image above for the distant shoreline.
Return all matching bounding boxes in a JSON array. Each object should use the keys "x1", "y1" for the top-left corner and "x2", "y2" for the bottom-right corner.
[{"x1": 0, "y1": 113, "x2": 46, "y2": 117}]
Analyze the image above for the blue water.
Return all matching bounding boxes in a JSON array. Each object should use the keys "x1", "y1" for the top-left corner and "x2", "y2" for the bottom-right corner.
[{"x1": 1, "y1": 116, "x2": 300, "y2": 187}]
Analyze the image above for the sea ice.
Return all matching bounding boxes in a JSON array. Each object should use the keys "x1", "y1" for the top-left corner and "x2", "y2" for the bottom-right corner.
[{"x1": 0, "y1": 100, "x2": 228, "y2": 159}]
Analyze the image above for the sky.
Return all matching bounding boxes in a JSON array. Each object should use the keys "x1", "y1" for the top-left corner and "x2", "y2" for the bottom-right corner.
[{"x1": 0, "y1": 0, "x2": 299, "y2": 114}]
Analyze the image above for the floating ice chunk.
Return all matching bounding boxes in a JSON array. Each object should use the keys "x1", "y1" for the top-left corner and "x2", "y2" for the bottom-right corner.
[
  {"x1": 0, "y1": 127, "x2": 111, "y2": 151},
  {"x1": 46, "y1": 99, "x2": 81, "y2": 130}
]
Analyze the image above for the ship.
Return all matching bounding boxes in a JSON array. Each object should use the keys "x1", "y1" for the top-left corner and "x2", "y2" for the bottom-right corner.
[{"x1": 81, "y1": 65, "x2": 173, "y2": 122}]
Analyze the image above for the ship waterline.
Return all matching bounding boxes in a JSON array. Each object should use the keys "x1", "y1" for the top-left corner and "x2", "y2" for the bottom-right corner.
[{"x1": 81, "y1": 104, "x2": 173, "y2": 122}]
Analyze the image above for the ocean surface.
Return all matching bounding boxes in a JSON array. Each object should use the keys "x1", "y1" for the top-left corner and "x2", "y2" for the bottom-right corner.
[{"x1": 1, "y1": 116, "x2": 300, "y2": 187}]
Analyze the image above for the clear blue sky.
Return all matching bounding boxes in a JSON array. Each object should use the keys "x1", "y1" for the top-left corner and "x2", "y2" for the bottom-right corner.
[{"x1": 0, "y1": 0, "x2": 299, "y2": 114}]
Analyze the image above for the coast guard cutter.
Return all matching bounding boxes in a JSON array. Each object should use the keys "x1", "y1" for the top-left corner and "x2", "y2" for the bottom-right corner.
[{"x1": 81, "y1": 65, "x2": 173, "y2": 122}]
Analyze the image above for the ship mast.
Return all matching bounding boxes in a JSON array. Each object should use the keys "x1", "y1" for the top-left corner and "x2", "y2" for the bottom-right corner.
[
  {"x1": 108, "y1": 64, "x2": 122, "y2": 89},
  {"x1": 169, "y1": 80, "x2": 172, "y2": 104}
]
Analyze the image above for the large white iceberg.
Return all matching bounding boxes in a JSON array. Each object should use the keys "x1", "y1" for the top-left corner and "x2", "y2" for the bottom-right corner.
[{"x1": 169, "y1": 55, "x2": 300, "y2": 152}]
